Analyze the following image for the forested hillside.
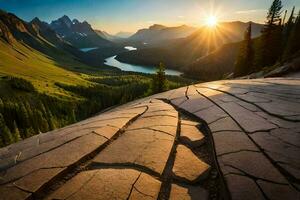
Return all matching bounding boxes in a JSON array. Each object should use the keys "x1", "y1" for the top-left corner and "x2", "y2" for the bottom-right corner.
[{"x1": 233, "y1": 2, "x2": 300, "y2": 78}]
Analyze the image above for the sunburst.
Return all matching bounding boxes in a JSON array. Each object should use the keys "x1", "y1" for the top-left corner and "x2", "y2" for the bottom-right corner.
[{"x1": 206, "y1": 15, "x2": 218, "y2": 27}]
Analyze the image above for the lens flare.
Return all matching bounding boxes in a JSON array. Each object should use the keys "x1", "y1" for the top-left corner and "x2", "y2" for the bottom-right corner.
[{"x1": 206, "y1": 16, "x2": 218, "y2": 27}]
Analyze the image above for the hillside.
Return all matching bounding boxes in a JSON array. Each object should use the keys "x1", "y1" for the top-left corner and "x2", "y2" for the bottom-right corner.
[
  {"x1": 184, "y1": 42, "x2": 240, "y2": 80},
  {"x1": 0, "y1": 10, "x2": 92, "y2": 95},
  {"x1": 116, "y1": 21, "x2": 264, "y2": 71}
]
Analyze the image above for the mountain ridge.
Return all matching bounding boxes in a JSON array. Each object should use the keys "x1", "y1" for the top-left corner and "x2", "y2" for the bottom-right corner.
[
  {"x1": 49, "y1": 15, "x2": 113, "y2": 48},
  {"x1": 128, "y1": 24, "x2": 197, "y2": 44}
]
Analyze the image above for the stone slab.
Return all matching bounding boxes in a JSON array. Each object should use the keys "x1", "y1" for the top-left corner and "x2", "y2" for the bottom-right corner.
[
  {"x1": 0, "y1": 184, "x2": 31, "y2": 200},
  {"x1": 194, "y1": 105, "x2": 228, "y2": 124},
  {"x1": 225, "y1": 174, "x2": 264, "y2": 200},
  {"x1": 180, "y1": 124, "x2": 205, "y2": 148},
  {"x1": 209, "y1": 117, "x2": 241, "y2": 132},
  {"x1": 48, "y1": 169, "x2": 160, "y2": 200},
  {"x1": 179, "y1": 95, "x2": 214, "y2": 114},
  {"x1": 220, "y1": 151, "x2": 288, "y2": 184},
  {"x1": 129, "y1": 172, "x2": 161, "y2": 200},
  {"x1": 212, "y1": 131, "x2": 258, "y2": 156},
  {"x1": 93, "y1": 129, "x2": 174, "y2": 175},
  {"x1": 0, "y1": 133, "x2": 107, "y2": 186},
  {"x1": 128, "y1": 115, "x2": 178, "y2": 130},
  {"x1": 14, "y1": 167, "x2": 65, "y2": 192},
  {"x1": 172, "y1": 145, "x2": 210, "y2": 182},
  {"x1": 257, "y1": 180, "x2": 299, "y2": 200},
  {"x1": 219, "y1": 102, "x2": 277, "y2": 132},
  {"x1": 169, "y1": 184, "x2": 208, "y2": 200}
]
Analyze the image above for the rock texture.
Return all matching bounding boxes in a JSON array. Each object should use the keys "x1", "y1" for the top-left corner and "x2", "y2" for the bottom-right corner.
[{"x1": 0, "y1": 78, "x2": 299, "y2": 200}]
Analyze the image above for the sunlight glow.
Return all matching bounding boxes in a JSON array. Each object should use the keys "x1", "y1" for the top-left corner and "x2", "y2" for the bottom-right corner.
[{"x1": 206, "y1": 16, "x2": 218, "y2": 27}]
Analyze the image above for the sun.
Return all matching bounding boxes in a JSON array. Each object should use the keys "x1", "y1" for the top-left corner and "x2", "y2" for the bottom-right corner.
[{"x1": 206, "y1": 16, "x2": 218, "y2": 27}]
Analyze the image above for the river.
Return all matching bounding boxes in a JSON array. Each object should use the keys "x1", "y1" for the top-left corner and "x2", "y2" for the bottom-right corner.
[{"x1": 104, "y1": 46, "x2": 182, "y2": 76}]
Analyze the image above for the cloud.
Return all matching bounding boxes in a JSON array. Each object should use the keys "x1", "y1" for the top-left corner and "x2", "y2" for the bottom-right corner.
[
  {"x1": 177, "y1": 15, "x2": 185, "y2": 18},
  {"x1": 236, "y1": 9, "x2": 266, "y2": 14},
  {"x1": 146, "y1": 20, "x2": 155, "y2": 24}
]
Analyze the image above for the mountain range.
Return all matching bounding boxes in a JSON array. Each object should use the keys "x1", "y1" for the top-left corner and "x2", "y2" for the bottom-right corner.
[
  {"x1": 49, "y1": 15, "x2": 113, "y2": 48},
  {"x1": 0, "y1": 9, "x2": 267, "y2": 83},
  {"x1": 127, "y1": 24, "x2": 197, "y2": 45}
]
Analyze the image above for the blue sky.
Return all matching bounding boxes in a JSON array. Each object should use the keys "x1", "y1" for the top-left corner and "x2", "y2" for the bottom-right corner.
[{"x1": 0, "y1": 0, "x2": 299, "y2": 34}]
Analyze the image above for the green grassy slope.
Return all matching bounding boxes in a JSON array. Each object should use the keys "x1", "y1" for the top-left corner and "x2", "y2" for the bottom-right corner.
[{"x1": 0, "y1": 38, "x2": 91, "y2": 97}]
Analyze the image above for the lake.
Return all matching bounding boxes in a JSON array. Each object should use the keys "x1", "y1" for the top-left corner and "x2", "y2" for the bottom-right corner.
[
  {"x1": 104, "y1": 46, "x2": 182, "y2": 76},
  {"x1": 80, "y1": 47, "x2": 98, "y2": 52}
]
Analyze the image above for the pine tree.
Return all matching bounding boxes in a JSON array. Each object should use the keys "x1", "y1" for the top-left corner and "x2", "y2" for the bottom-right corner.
[
  {"x1": 282, "y1": 7, "x2": 295, "y2": 56},
  {"x1": 36, "y1": 110, "x2": 49, "y2": 133},
  {"x1": 0, "y1": 98, "x2": 3, "y2": 111},
  {"x1": 234, "y1": 22, "x2": 254, "y2": 77},
  {"x1": 266, "y1": 0, "x2": 283, "y2": 26},
  {"x1": 0, "y1": 113, "x2": 13, "y2": 145},
  {"x1": 12, "y1": 121, "x2": 21, "y2": 142},
  {"x1": 256, "y1": 0, "x2": 283, "y2": 69},
  {"x1": 70, "y1": 109, "x2": 76, "y2": 124},
  {"x1": 0, "y1": 137, "x2": 3, "y2": 147},
  {"x1": 18, "y1": 103, "x2": 30, "y2": 129},
  {"x1": 46, "y1": 109, "x2": 56, "y2": 130},
  {"x1": 152, "y1": 62, "x2": 167, "y2": 93},
  {"x1": 24, "y1": 127, "x2": 34, "y2": 138},
  {"x1": 286, "y1": 7, "x2": 295, "y2": 30},
  {"x1": 282, "y1": 10, "x2": 287, "y2": 25},
  {"x1": 283, "y1": 10, "x2": 300, "y2": 59}
]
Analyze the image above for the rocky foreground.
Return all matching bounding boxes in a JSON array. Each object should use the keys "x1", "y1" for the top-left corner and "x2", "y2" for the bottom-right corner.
[{"x1": 0, "y1": 78, "x2": 299, "y2": 200}]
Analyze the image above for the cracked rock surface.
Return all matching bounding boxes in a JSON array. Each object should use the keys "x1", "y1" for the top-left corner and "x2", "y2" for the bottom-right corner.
[{"x1": 0, "y1": 78, "x2": 299, "y2": 199}]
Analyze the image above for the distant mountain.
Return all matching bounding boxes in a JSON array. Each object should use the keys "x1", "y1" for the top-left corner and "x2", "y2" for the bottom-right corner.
[
  {"x1": 115, "y1": 31, "x2": 133, "y2": 38},
  {"x1": 128, "y1": 24, "x2": 197, "y2": 44},
  {"x1": 116, "y1": 21, "x2": 264, "y2": 72},
  {"x1": 0, "y1": 11, "x2": 68, "y2": 54},
  {"x1": 95, "y1": 30, "x2": 120, "y2": 41},
  {"x1": 50, "y1": 15, "x2": 113, "y2": 48}
]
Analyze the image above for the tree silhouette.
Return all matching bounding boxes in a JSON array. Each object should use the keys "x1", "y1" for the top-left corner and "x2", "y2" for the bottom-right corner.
[
  {"x1": 256, "y1": 0, "x2": 283, "y2": 69},
  {"x1": 234, "y1": 22, "x2": 254, "y2": 77},
  {"x1": 283, "y1": 10, "x2": 300, "y2": 59}
]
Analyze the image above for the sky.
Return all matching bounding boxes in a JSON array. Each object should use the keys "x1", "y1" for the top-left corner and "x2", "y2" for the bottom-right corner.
[{"x1": 0, "y1": 0, "x2": 299, "y2": 34}]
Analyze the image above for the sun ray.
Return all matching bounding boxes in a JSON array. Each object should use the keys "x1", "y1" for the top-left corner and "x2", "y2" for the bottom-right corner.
[{"x1": 206, "y1": 16, "x2": 218, "y2": 27}]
